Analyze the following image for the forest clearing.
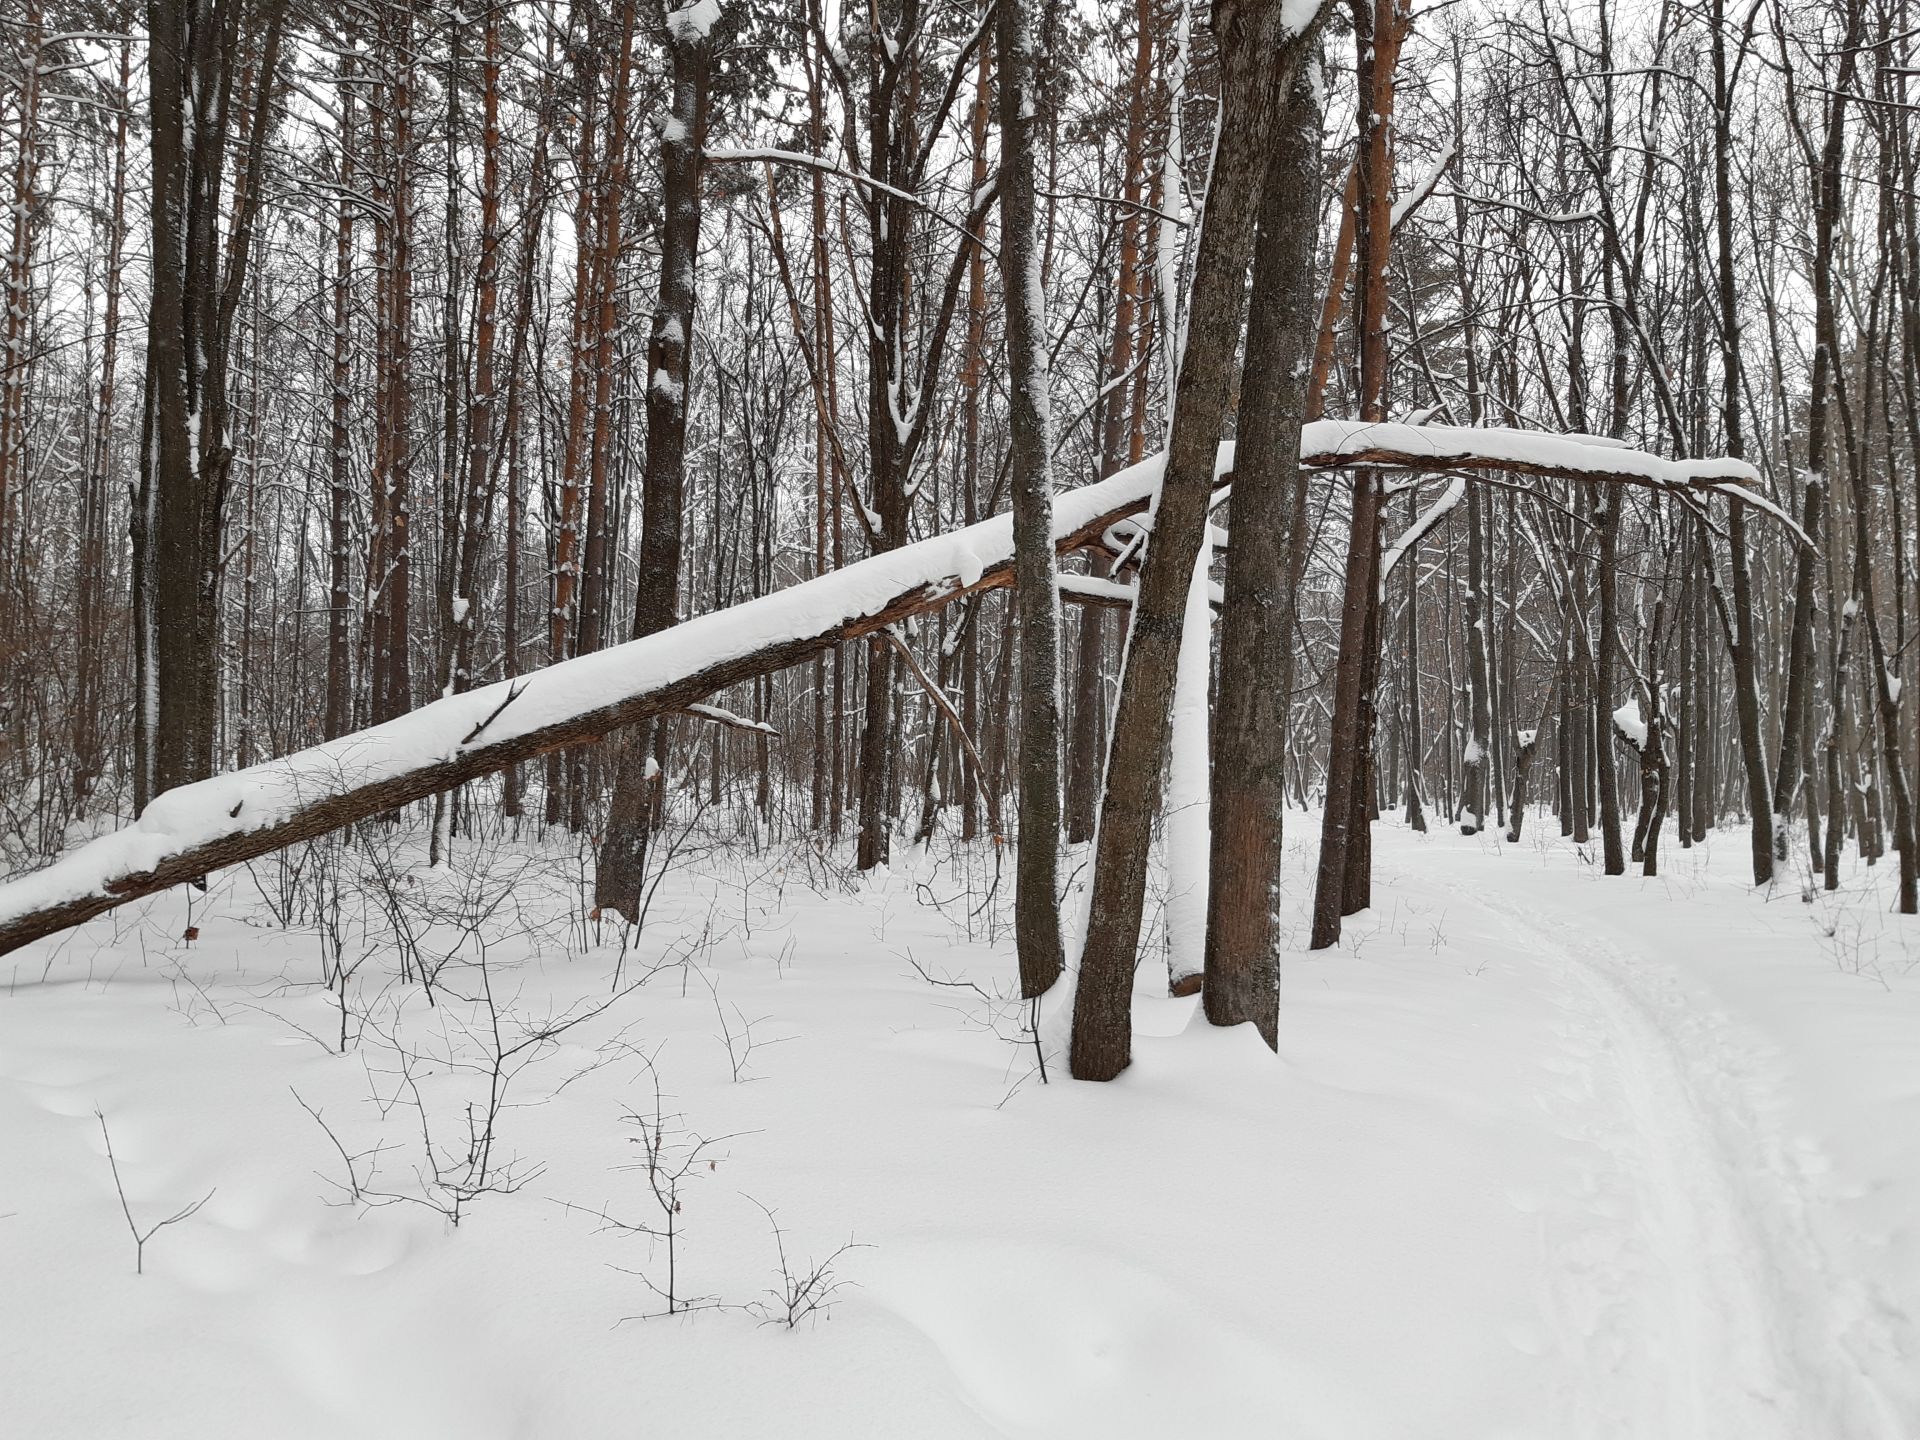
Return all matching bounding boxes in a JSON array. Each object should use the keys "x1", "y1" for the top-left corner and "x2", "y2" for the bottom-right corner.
[{"x1": 2, "y1": 0, "x2": 1917, "y2": 1433}]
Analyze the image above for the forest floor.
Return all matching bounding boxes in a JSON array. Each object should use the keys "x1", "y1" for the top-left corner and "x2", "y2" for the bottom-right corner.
[{"x1": 2, "y1": 809, "x2": 1916, "y2": 1439}]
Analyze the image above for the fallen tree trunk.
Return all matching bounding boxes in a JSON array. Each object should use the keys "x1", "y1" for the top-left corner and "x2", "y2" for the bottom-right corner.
[
  {"x1": 0, "y1": 425, "x2": 1780, "y2": 957},
  {"x1": 0, "y1": 451, "x2": 1177, "y2": 956}
]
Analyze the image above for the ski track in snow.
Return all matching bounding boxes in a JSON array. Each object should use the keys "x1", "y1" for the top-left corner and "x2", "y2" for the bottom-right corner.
[
  {"x1": 1429, "y1": 862, "x2": 1908, "y2": 1439},
  {"x1": 4, "y1": 826, "x2": 1916, "y2": 1439}
]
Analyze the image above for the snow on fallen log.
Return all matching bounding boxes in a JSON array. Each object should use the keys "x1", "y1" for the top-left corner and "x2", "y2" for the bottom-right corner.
[
  {"x1": 0, "y1": 423, "x2": 1782, "y2": 956},
  {"x1": 0, "y1": 452, "x2": 1178, "y2": 956}
]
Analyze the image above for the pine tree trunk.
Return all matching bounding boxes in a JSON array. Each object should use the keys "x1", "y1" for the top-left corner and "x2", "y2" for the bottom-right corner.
[
  {"x1": 1312, "y1": 0, "x2": 1405, "y2": 950},
  {"x1": 324, "y1": 43, "x2": 357, "y2": 741},
  {"x1": 0, "y1": 2, "x2": 43, "y2": 734}
]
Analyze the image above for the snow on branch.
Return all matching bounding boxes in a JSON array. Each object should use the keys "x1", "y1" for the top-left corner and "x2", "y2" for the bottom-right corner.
[
  {"x1": 1391, "y1": 135, "x2": 1458, "y2": 231},
  {"x1": 677, "y1": 703, "x2": 778, "y2": 736},
  {"x1": 1058, "y1": 572, "x2": 1223, "y2": 611},
  {"x1": 666, "y1": 0, "x2": 721, "y2": 42},
  {"x1": 1295, "y1": 419, "x2": 1807, "y2": 544},
  {"x1": 1440, "y1": 192, "x2": 1600, "y2": 226},
  {"x1": 705, "y1": 147, "x2": 996, "y2": 257},
  {"x1": 1612, "y1": 700, "x2": 1648, "y2": 751},
  {"x1": 1379, "y1": 477, "x2": 1466, "y2": 590},
  {"x1": 1058, "y1": 573, "x2": 1139, "y2": 609},
  {"x1": 1281, "y1": 0, "x2": 1328, "y2": 39},
  {"x1": 1299, "y1": 419, "x2": 1752, "y2": 487}
]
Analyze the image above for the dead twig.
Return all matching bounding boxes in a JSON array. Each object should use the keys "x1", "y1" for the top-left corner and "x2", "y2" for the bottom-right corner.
[{"x1": 96, "y1": 1111, "x2": 214, "y2": 1275}]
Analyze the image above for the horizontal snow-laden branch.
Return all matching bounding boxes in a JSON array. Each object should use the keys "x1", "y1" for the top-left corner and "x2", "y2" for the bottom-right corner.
[
  {"x1": 677, "y1": 703, "x2": 779, "y2": 737},
  {"x1": 1058, "y1": 572, "x2": 1225, "y2": 611},
  {"x1": 1293, "y1": 419, "x2": 1807, "y2": 544},
  {"x1": 0, "y1": 423, "x2": 1778, "y2": 955},
  {"x1": 1300, "y1": 419, "x2": 1746, "y2": 486}
]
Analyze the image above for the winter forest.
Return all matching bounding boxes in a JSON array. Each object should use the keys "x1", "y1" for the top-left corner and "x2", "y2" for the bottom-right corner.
[{"x1": 2, "y1": 0, "x2": 1918, "y2": 1433}]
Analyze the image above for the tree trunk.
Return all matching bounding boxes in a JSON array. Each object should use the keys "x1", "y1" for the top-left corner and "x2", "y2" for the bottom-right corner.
[
  {"x1": 1067, "y1": 0, "x2": 1155, "y2": 845},
  {"x1": 324, "y1": 42, "x2": 356, "y2": 741},
  {"x1": 1711, "y1": 0, "x2": 1775, "y2": 884},
  {"x1": 73, "y1": 35, "x2": 132, "y2": 806},
  {"x1": 999, "y1": 0, "x2": 1066, "y2": 996},
  {"x1": 135, "y1": 0, "x2": 289, "y2": 806},
  {"x1": 1592, "y1": 486, "x2": 1625, "y2": 873},
  {"x1": 1071, "y1": 0, "x2": 1323, "y2": 1079},
  {"x1": 0, "y1": 3, "x2": 43, "y2": 730},
  {"x1": 1311, "y1": 0, "x2": 1405, "y2": 950},
  {"x1": 1460, "y1": 481, "x2": 1491, "y2": 831},
  {"x1": 855, "y1": 5, "x2": 914, "y2": 873},
  {"x1": 367, "y1": 5, "x2": 414, "y2": 731},
  {"x1": 1402, "y1": 501, "x2": 1427, "y2": 834},
  {"x1": 1200, "y1": 62, "x2": 1321, "y2": 1048},
  {"x1": 596, "y1": 5, "x2": 711, "y2": 920},
  {"x1": 1773, "y1": 1, "x2": 1861, "y2": 857}
]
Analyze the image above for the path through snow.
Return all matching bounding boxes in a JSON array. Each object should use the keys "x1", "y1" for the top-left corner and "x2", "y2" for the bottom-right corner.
[
  {"x1": 1396, "y1": 834, "x2": 1916, "y2": 1439},
  {"x1": 1, "y1": 820, "x2": 1915, "y2": 1438}
]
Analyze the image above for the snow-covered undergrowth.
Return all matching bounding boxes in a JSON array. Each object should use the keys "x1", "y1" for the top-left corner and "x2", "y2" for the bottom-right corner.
[{"x1": 3, "y1": 814, "x2": 1916, "y2": 1438}]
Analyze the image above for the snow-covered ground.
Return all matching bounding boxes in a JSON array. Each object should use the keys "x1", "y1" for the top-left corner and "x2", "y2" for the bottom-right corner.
[{"x1": 2, "y1": 814, "x2": 1915, "y2": 1438}]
